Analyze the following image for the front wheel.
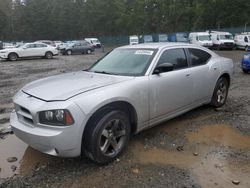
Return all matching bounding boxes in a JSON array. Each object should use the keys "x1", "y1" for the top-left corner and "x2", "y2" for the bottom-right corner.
[
  {"x1": 8, "y1": 53, "x2": 18, "y2": 61},
  {"x1": 245, "y1": 46, "x2": 249, "y2": 52},
  {"x1": 86, "y1": 49, "x2": 91, "y2": 54},
  {"x1": 243, "y1": 69, "x2": 249, "y2": 74},
  {"x1": 66, "y1": 50, "x2": 72, "y2": 55},
  {"x1": 83, "y1": 110, "x2": 131, "y2": 164},
  {"x1": 210, "y1": 77, "x2": 229, "y2": 107}
]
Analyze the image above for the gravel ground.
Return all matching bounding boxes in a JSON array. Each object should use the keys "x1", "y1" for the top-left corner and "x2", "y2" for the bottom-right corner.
[{"x1": 0, "y1": 48, "x2": 250, "y2": 188}]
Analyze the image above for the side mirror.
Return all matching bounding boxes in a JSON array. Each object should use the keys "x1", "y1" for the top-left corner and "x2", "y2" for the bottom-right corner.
[{"x1": 153, "y1": 63, "x2": 174, "y2": 74}]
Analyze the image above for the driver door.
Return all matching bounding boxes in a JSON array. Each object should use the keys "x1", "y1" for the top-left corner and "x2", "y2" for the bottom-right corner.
[
  {"x1": 20, "y1": 44, "x2": 36, "y2": 57},
  {"x1": 149, "y1": 48, "x2": 194, "y2": 124}
]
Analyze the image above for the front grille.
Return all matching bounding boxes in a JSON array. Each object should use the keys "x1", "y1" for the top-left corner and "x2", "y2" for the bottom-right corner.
[
  {"x1": 15, "y1": 104, "x2": 34, "y2": 125},
  {"x1": 224, "y1": 42, "x2": 233, "y2": 46}
]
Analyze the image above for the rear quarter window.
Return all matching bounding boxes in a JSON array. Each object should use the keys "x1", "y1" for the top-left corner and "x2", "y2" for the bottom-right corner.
[{"x1": 188, "y1": 48, "x2": 211, "y2": 66}]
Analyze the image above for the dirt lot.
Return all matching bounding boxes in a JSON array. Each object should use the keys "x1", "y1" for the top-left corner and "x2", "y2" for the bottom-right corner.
[{"x1": 0, "y1": 48, "x2": 250, "y2": 188}]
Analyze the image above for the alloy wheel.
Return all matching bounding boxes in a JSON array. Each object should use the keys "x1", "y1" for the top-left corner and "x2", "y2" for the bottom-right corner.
[{"x1": 99, "y1": 119, "x2": 126, "y2": 157}]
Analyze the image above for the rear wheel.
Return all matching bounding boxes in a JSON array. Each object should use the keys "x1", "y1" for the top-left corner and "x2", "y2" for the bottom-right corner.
[
  {"x1": 8, "y1": 53, "x2": 18, "y2": 61},
  {"x1": 45, "y1": 51, "x2": 53, "y2": 59},
  {"x1": 210, "y1": 77, "x2": 229, "y2": 107},
  {"x1": 83, "y1": 110, "x2": 131, "y2": 164}
]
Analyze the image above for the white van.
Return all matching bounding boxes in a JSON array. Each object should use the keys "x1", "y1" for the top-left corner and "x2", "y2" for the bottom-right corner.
[
  {"x1": 129, "y1": 35, "x2": 139, "y2": 45},
  {"x1": 210, "y1": 31, "x2": 235, "y2": 50},
  {"x1": 84, "y1": 38, "x2": 101, "y2": 48},
  {"x1": 234, "y1": 33, "x2": 250, "y2": 51},
  {"x1": 189, "y1": 32, "x2": 213, "y2": 48}
]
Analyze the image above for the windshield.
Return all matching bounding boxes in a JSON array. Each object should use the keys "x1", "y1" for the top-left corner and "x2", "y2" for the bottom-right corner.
[
  {"x1": 89, "y1": 48, "x2": 156, "y2": 76},
  {"x1": 130, "y1": 39, "x2": 138, "y2": 42},
  {"x1": 92, "y1": 39, "x2": 99, "y2": 43},
  {"x1": 198, "y1": 35, "x2": 211, "y2": 41},
  {"x1": 219, "y1": 34, "x2": 233, "y2": 40}
]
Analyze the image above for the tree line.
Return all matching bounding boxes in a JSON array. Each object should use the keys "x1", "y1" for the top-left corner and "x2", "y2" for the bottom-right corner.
[{"x1": 0, "y1": 0, "x2": 249, "y2": 41}]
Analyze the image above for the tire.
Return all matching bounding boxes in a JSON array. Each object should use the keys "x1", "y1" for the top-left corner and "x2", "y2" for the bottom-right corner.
[
  {"x1": 83, "y1": 110, "x2": 131, "y2": 164},
  {"x1": 243, "y1": 69, "x2": 249, "y2": 74},
  {"x1": 210, "y1": 77, "x2": 229, "y2": 108},
  {"x1": 66, "y1": 50, "x2": 72, "y2": 55},
  {"x1": 86, "y1": 49, "x2": 91, "y2": 54},
  {"x1": 245, "y1": 46, "x2": 249, "y2": 52},
  {"x1": 8, "y1": 53, "x2": 18, "y2": 61},
  {"x1": 45, "y1": 51, "x2": 53, "y2": 59}
]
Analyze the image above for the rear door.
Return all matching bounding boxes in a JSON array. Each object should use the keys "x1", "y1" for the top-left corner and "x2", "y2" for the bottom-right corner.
[
  {"x1": 34, "y1": 43, "x2": 47, "y2": 56},
  {"x1": 149, "y1": 48, "x2": 194, "y2": 122},
  {"x1": 186, "y1": 48, "x2": 218, "y2": 103}
]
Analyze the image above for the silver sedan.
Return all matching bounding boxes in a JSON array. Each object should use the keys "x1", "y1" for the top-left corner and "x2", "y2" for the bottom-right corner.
[{"x1": 10, "y1": 43, "x2": 234, "y2": 163}]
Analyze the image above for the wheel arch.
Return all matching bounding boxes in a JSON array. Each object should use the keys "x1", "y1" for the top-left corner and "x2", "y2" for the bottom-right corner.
[
  {"x1": 83, "y1": 101, "x2": 138, "y2": 137},
  {"x1": 8, "y1": 52, "x2": 19, "y2": 58},
  {"x1": 219, "y1": 73, "x2": 230, "y2": 86}
]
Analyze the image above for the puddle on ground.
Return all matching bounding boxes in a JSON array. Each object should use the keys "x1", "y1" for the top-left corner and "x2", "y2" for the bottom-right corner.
[
  {"x1": 0, "y1": 135, "x2": 51, "y2": 178},
  {"x1": 130, "y1": 124, "x2": 250, "y2": 188},
  {"x1": 187, "y1": 124, "x2": 250, "y2": 149}
]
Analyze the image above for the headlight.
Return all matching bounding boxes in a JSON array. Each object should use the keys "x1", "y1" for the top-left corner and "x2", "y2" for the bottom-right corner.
[
  {"x1": 0, "y1": 51, "x2": 7, "y2": 53},
  {"x1": 39, "y1": 109, "x2": 74, "y2": 126}
]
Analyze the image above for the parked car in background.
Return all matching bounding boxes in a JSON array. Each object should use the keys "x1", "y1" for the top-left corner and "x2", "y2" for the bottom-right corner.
[
  {"x1": 85, "y1": 38, "x2": 101, "y2": 48},
  {"x1": 234, "y1": 33, "x2": 250, "y2": 51},
  {"x1": 129, "y1": 35, "x2": 139, "y2": 45},
  {"x1": 3, "y1": 42, "x2": 15, "y2": 49},
  {"x1": 54, "y1": 41, "x2": 63, "y2": 48},
  {"x1": 0, "y1": 42, "x2": 58, "y2": 61},
  {"x1": 61, "y1": 40, "x2": 94, "y2": 55},
  {"x1": 157, "y1": 34, "x2": 168, "y2": 42},
  {"x1": 36, "y1": 40, "x2": 56, "y2": 47},
  {"x1": 241, "y1": 52, "x2": 250, "y2": 73},
  {"x1": 140, "y1": 35, "x2": 153, "y2": 43},
  {"x1": 189, "y1": 32, "x2": 213, "y2": 48},
  {"x1": 210, "y1": 31, "x2": 235, "y2": 50},
  {"x1": 11, "y1": 43, "x2": 233, "y2": 164},
  {"x1": 168, "y1": 32, "x2": 189, "y2": 43}
]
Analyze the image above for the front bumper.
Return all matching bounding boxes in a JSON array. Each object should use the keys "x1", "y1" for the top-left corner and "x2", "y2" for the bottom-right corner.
[
  {"x1": 0, "y1": 53, "x2": 8, "y2": 59},
  {"x1": 10, "y1": 92, "x2": 87, "y2": 157},
  {"x1": 242, "y1": 60, "x2": 250, "y2": 71}
]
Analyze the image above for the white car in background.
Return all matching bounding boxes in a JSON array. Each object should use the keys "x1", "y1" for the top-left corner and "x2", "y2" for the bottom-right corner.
[
  {"x1": 234, "y1": 33, "x2": 250, "y2": 51},
  {"x1": 85, "y1": 38, "x2": 102, "y2": 48},
  {"x1": 0, "y1": 42, "x2": 58, "y2": 61},
  {"x1": 189, "y1": 32, "x2": 213, "y2": 48}
]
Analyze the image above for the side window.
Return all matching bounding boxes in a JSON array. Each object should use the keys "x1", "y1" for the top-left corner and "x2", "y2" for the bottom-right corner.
[
  {"x1": 157, "y1": 48, "x2": 188, "y2": 70},
  {"x1": 26, "y1": 44, "x2": 35, "y2": 48},
  {"x1": 188, "y1": 48, "x2": 211, "y2": 66},
  {"x1": 36, "y1": 44, "x2": 47, "y2": 48},
  {"x1": 244, "y1": 36, "x2": 248, "y2": 42}
]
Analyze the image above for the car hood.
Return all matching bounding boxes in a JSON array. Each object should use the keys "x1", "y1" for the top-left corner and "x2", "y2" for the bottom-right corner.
[
  {"x1": 22, "y1": 71, "x2": 133, "y2": 101},
  {"x1": 0, "y1": 47, "x2": 19, "y2": 52}
]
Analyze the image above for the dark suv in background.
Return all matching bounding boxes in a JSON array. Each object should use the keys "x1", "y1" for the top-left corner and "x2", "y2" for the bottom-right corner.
[{"x1": 61, "y1": 41, "x2": 94, "y2": 55}]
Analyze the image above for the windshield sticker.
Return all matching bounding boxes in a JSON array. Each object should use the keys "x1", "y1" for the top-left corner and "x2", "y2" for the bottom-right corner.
[{"x1": 135, "y1": 50, "x2": 154, "y2": 55}]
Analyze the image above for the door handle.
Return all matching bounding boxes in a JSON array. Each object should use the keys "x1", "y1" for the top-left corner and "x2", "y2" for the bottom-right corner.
[
  {"x1": 213, "y1": 67, "x2": 218, "y2": 70},
  {"x1": 186, "y1": 73, "x2": 191, "y2": 77}
]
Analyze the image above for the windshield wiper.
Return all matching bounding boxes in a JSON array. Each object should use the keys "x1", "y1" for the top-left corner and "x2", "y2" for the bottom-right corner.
[{"x1": 93, "y1": 70, "x2": 112, "y2": 75}]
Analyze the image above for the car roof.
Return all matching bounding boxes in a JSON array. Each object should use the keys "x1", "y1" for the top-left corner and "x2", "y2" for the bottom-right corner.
[{"x1": 118, "y1": 42, "x2": 199, "y2": 50}]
